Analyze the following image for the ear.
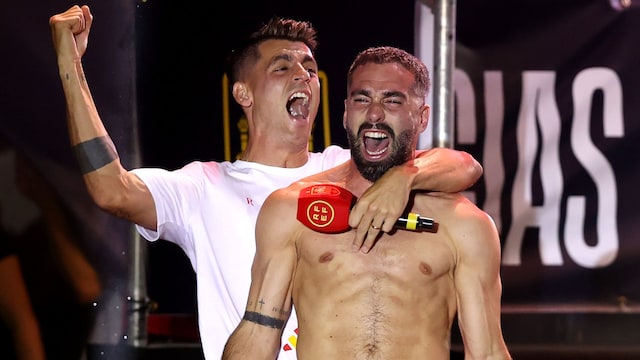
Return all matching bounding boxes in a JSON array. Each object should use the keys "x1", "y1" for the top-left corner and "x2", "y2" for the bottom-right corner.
[
  {"x1": 232, "y1": 82, "x2": 252, "y2": 107},
  {"x1": 342, "y1": 99, "x2": 348, "y2": 129},
  {"x1": 418, "y1": 104, "x2": 430, "y2": 132}
]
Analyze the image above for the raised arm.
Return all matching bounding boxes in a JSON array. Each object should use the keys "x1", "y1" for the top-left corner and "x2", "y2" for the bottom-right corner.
[
  {"x1": 223, "y1": 189, "x2": 298, "y2": 359},
  {"x1": 49, "y1": 5, "x2": 155, "y2": 229},
  {"x1": 452, "y1": 201, "x2": 511, "y2": 359},
  {"x1": 349, "y1": 147, "x2": 482, "y2": 252}
]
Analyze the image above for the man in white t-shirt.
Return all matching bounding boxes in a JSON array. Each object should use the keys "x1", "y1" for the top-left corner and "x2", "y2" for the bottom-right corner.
[{"x1": 49, "y1": 6, "x2": 483, "y2": 359}]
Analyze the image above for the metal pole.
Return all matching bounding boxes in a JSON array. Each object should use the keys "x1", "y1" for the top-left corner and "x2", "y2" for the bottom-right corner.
[
  {"x1": 432, "y1": 0, "x2": 456, "y2": 148},
  {"x1": 126, "y1": 50, "x2": 148, "y2": 349},
  {"x1": 126, "y1": 10, "x2": 148, "y2": 345},
  {"x1": 127, "y1": 227, "x2": 148, "y2": 347}
]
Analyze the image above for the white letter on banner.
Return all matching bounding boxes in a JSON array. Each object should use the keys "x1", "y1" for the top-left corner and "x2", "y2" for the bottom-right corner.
[
  {"x1": 481, "y1": 71, "x2": 506, "y2": 232},
  {"x1": 503, "y1": 71, "x2": 564, "y2": 265},
  {"x1": 565, "y1": 67, "x2": 622, "y2": 268},
  {"x1": 453, "y1": 69, "x2": 479, "y2": 205}
]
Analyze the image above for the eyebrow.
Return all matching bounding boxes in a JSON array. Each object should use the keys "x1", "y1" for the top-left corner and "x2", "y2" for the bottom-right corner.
[
  {"x1": 349, "y1": 89, "x2": 407, "y2": 99},
  {"x1": 349, "y1": 89, "x2": 370, "y2": 98},
  {"x1": 382, "y1": 90, "x2": 406, "y2": 99},
  {"x1": 268, "y1": 53, "x2": 316, "y2": 67}
]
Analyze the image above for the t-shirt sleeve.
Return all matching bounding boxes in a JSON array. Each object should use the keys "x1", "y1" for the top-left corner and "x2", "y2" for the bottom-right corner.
[{"x1": 130, "y1": 165, "x2": 203, "y2": 247}]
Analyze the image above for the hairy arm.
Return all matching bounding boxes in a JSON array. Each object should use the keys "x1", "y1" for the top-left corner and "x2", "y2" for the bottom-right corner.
[
  {"x1": 452, "y1": 200, "x2": 511, "y2": 359},
  {"x1": 223, "y1": 189, "x2": 298, "y2": 359},
  {"x1": 350, "y1": 147, "x2": 482, "y2": 252},
  {"x1": 412, "y1": 147, "x2": 483, "y2": 192},
  {"x1": 49, "y1": 5, "x2": 155, "y2": 229}
]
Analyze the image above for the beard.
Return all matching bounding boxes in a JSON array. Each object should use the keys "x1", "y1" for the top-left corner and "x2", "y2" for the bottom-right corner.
[{"x1": 347, "y1": 123, "x2": 414, "y2": 182}]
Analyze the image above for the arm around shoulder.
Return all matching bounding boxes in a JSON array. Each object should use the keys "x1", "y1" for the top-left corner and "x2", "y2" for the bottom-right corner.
[{"x1": 411, "y1": 147, "x2": 483, "y2": 192}]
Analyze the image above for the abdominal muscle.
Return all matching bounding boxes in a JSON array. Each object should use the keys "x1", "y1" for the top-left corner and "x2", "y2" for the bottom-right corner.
[{"x1": 292, "y1": 229, "x2": 457, "y2": 360}]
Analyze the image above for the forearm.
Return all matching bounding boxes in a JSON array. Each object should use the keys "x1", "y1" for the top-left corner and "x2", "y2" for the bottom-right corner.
[
  {"x1": 51, "y1": 7, "x2": 119, "y2": 173},
  {"x1": 222, "y1": 321, "x2": 281, "y2": 360},
  {"x1": 58, "y1": 59, "x2": 128, "y2": 203},
  {"x1": 58, "y1": 57, "x2": 113, "y2": 148},
  {"x1": 409, "y1": 147, "x2": 482, "y2": 192}
]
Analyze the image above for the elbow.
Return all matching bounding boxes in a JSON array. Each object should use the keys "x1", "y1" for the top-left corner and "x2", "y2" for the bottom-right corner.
[
  {"x1": 91, "y1": 188, "x2": 126, "y2": 215},
  {"x1": 85, "y1": 176, "x2": 130, "y2": 216},
  {"x1": 463, "y1": 151, "x2": 483, "y2": 187}
]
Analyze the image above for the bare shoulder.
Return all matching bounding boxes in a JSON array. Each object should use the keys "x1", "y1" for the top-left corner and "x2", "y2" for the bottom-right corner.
[
  {"x1": 262, "y1": 184, "x2": 300, "y2": 216},
  {"x1": 260, "y1": 180, "x2": 327, "y2": 229},
  {"x1": 256, "y1": 184, "x2": 308, "y2": 250},
  {"x1": 416, "y1": 192, "x2": 499, "y2": 249},
  {"x1": 265, "y1": 180, "x2": 320, "y2": 205},
  {"x1": 422, "y1": 192, "x2": 491, "y2": 222}
]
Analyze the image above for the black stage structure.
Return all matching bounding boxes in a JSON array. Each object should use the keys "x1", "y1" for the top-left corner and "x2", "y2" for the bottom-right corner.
[{"x1": 2, "y1": 0, "x2": 640, "y2": 359}]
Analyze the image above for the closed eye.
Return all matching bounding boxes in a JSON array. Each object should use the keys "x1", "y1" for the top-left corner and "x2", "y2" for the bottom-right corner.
[
  {"x1": 353, "y1": 97, "x2": 370, "y2": 104},
  {"x1": 384, "y1": 98, "x2": 403, "y2": 105}
]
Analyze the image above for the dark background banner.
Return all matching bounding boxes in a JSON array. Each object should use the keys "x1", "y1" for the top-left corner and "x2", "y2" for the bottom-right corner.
[
  {"x1": 449, "y1": 0, "x2": 640, "y2": 308},
  {"x1": 1, "y1": 0, "x2": 639, "y2": 349}
]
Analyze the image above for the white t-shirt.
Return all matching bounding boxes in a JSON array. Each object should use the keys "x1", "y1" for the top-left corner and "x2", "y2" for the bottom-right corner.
[{"x1": 132, "y1": 145, "x2": 350, "y2": 359}]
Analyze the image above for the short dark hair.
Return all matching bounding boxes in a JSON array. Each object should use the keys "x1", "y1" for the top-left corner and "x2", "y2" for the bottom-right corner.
[
  {"x1": 347, "y1": 46, "x2": 431, "y2": 100},
  {"x1": 226, "y1": 17, "x2": 318, "y2": 84}
]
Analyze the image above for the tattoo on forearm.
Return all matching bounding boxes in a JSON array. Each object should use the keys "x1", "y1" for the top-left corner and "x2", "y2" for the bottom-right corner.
[
  {"x1": 73, "y1": 136, "x2": 119, "y2": 174},
  {"x1": 243, "y1": 311, "x2": 285, "y2": 329}
]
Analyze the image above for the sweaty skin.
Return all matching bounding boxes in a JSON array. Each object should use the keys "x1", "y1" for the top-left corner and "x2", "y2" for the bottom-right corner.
[
  {"x1": 223, "y1": 54, "x2": 509, "y2": 360},
  {"x1": 226, "y1": 161, "x2": 507, "y2": 359},
  {"x1": 50, "y1": 7, "x2": 486, "y2": 359}
]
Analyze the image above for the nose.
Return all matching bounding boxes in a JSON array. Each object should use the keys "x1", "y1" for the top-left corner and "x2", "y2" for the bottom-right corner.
[
  {"x1": 367, "y1": 101, "x2": 385, "y2": 123},
  {"x1": 293, "y1": 63, "x2": 310, "y2": 82}
]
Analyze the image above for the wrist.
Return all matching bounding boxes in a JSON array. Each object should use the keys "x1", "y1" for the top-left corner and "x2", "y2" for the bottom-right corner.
[{"x1": 394, "y1": 160, "x2": 419, "y2": 191}]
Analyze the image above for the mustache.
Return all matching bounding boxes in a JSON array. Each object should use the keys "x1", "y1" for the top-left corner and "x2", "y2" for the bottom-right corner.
[{"x1": 357, "y1": 122, "x2": 394, "y2": 135}]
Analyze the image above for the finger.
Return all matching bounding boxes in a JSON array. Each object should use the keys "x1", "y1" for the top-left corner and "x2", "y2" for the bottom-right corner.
[
  {"x1": 81, "y1": 5, "x2": 93, "y2": 33},
  {"x1": 351, "y1": 213, "x2": 377, "y2": 251},
  {"x1": 351, "y1": 223, "x2": 368, "y2": 251},
  {"x1": 348, "y1": 199, "x2": 366, "y2": 229},
  {"x1": 360, "y1": 224, "x2": 383, "y2": 254},
  {"x1": 379, "y1": 215, "x2": 395, "y2": 233}
]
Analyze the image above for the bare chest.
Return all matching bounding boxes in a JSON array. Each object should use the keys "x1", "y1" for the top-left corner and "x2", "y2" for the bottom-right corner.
[{"x1": 296, "y1": 228, "x2": 455, "y2": 283}]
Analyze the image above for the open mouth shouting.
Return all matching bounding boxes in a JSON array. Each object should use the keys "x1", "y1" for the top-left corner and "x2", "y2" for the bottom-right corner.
[
  {"x1": 287, "y1": 92, "x2": 310, "y2": 121},
  {"x1": 362, "y1": 127, "x2": 391, "y2": 160}
]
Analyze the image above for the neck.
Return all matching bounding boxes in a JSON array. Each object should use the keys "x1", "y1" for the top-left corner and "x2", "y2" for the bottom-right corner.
[
  {"x1": 314, "y1": 161, "x2": 372, "y2": 198},
  {"x1": 240, "y1": 142, "x2": 310, "y2": 168}
]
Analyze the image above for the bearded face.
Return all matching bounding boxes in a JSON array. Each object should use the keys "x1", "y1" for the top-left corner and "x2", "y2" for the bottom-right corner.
[{"x1": 347, "y1": 122, "x2": 415, "y2": 182}]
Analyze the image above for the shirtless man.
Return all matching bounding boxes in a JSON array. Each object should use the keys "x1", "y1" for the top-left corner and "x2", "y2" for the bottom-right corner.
[
  {"x1": 49, "y1": 6, "x2": 483, "y2": 358},
  {"x1": 223, "y1": 46, "x2": 511, "y2": 359}
]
